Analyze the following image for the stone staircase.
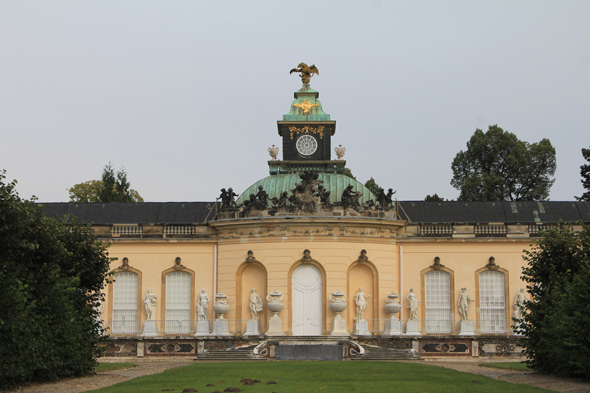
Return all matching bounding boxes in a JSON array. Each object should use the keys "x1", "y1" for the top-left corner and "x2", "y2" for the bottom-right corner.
[
  {"x1": 352, "y1": 344, "x2": 420, "y2": 361},
  {"x1": 196, "y1": 344, "x2": 266, "y2": 361}
]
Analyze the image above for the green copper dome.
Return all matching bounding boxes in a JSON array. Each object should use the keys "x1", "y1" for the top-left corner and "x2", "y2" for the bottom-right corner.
[{"x1": 236, "y1": 173, "x2": 375, "y2": 206}]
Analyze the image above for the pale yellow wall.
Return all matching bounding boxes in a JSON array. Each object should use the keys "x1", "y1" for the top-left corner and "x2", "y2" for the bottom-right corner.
[
  {"x1": 103, "y1": 240, "x2": 216, "y2": 324},
  {"x1": 398, "y1": 240, "x2": 532, "y2": 322},
  {"x1": 217, "y1": 240, "x2": 399, "y2": 334}
]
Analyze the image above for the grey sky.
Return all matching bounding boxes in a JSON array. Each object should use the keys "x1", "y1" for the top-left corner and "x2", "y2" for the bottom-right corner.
[{"x1": 1, "y1": 1, "x2": 589, "y2": 203}]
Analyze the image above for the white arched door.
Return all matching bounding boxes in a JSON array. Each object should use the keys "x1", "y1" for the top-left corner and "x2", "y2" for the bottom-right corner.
[{"x1": 292, "y1": 264, "x2": 323, "y2": 335}]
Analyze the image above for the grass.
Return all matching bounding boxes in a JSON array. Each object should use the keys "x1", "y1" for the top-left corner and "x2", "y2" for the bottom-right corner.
[
  {"x1": 94, "y1": 363, "x2": 138, "y2": 372},
  {"x1": 87, "y1": 361, "x2": 551, "y2": 393},
  {"x1": 479, "y1": 362, "x2": 532, "y2": 371}
]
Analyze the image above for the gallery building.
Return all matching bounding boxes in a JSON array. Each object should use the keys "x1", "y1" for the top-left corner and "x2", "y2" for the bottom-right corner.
[{"x1": 42, "y1": 70, "x2": 590, "y2": 360}]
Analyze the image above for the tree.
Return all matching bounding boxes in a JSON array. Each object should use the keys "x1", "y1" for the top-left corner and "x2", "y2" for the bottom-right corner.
[
  {"x1": 425, "y1": 194, "x2": 444, "y2": 201},
  {"x1": 364, "y1": 177, "x2": 381, "y2": 196},
  {"x1": 451, "y1": 125, "x2": 556, "y2": 201},
  {"x1": 343, "y1": 168, "x2": 356, "y2": 180},
  {"x1": 518, "y1": 223, "x2": 590, "y2": 379},
  {"x1": 0, "y1": 170, "x2": 112, "y2": 390},
  {"x1": 576, "y1": 147, "x2": 590, "y2": 201},
  {"x1": 69, "y1": 163, "x2": 143, "y2": 203}
]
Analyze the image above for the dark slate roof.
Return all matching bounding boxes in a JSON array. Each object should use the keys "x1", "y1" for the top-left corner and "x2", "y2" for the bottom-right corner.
[
  {"x1": 39, "y1": 202, "x2": 216, "y2": 225},
  {"x1": 38, "y1": 201, "x2": 590, "y2": 225},
  {"x1": 397, "y1": 201, "x2": 590, "y2": 224}
]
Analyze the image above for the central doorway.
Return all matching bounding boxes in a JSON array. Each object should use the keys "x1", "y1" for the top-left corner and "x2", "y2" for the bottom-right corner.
[{"x1": 292, "y1": 264, "x2": 323, "y2": 335}]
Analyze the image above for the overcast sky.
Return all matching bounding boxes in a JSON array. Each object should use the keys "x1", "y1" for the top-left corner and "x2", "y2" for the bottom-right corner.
[{"x1": 2, "y1": 1, "x2": 589, "y2": 203}]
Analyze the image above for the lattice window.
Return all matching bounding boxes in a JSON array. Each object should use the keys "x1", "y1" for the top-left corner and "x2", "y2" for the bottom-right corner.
[
  {"x1": 165, "y1": 271, "x2": 191, "y2": 333},
  {"x1": 112, "y1": 272, "x2": 138, "y2": 334},
  {"x1": 479, "y1": 270, "x2": 506, "y2": 333},
  {"x1": 424, "y1": 270, "x2": 451, "y2": 333}
]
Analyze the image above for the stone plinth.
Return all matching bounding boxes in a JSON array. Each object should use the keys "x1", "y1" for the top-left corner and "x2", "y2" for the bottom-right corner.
[
  {"x1": 266, "y1": 316, "x2": 286, "y2": 336},
  {"x1": 141, "y1": 321, "x2": 157, "y2": 337},
  {"x1": 405, "y1": 320, "x2": 421, "y2": 336},
  {"x1": 244, "y1": 320, "x2": 262, "y2": 336},
  {"x1": 355, "y1": 320, "x2": 371, "y2": 336},
  {"x1": 459, "y1": 320, "x2": 475, "y2": 336},
  {"x1": 382, "y1": 317, "x2": 402, "y2": 336},
  {"x1": 194, "y1": 320, "x2": 210, "y2": 337},
  {"x1": 331, "y1": 315, "x2": 348, "y2": 336},
  {"x1": 212, "y1": 319, "x2": 231, "y2": 336}
]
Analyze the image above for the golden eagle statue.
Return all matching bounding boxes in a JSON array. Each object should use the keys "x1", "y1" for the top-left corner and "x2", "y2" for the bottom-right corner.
[{"x1": 290, "y1": 63, "x2": 319, "y2": 84}]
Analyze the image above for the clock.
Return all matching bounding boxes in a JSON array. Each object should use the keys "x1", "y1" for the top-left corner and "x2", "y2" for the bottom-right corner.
[{"x1": 296, "y1": 135, "x2": 318, "y2": 156}]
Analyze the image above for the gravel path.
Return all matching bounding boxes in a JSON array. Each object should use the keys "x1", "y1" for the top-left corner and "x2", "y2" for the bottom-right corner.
[
  {"x1": 423, "y1": 361, "x2": 590, "y2": 393},
  {"x1": 8, "y1": 358, "x2": 590, "y2": 393}
]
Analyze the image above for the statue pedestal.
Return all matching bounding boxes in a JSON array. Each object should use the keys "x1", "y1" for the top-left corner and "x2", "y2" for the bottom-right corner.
[
  {"x1": 331, "y1": 315, "x2": 349, "y2": 336},
  {"x1": 266, "y1": 316, "x2": 285, "y2": 336},
  {"x1": 459, "y1": 320, "x2": 475, "y2": 336},
  {"x1": 244, "y1": 320, "x2": 262, "y2": 336},
  {"x1": 142, "y1": 321, "x2": 157, "y2": 337},
  {"x1": 194, "y1": 320, "x2": 210, "y2": 337},
  {"x1": 405, "y1": 320, "x2": 421, "y2": 336},
  {"x1": 382, "y1": 317, "x2": 402, "y2": 336},
  {"x1": 212, "y1": 319, "x2": 231, "y2": 336},
  {"x1": 355, "y1": 319, "x2": 371, "y2": 336}
]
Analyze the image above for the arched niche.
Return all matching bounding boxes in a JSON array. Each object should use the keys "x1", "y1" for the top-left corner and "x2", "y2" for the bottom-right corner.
[
  {"x1": 419, "y1": 258, "x2": 455, "y2": 334},
  {"x1": 287, "y1": 252, "x2": 327, "y2": 336},
  {"x1": 236, "y1": 256, "x2": 268, "y2": 332},
  {"x1": 107, "y1": 257, "x2": 143, "y2": 329},
  {"x1": 347, "y1": 253, "x2": 379, "y2": 330}
]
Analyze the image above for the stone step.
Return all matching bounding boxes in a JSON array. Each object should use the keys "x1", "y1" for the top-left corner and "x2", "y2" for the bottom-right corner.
[
  {"x1": 196, "y1": 345, "x2": 266, "y2": 361},
  {"x1": 352, "y1": 346, "x2": 420, "y2": 360}
]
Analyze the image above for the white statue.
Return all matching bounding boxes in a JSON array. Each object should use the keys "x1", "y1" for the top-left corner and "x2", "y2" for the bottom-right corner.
[
  {"x1": 268, "y1": 145, "x2": 279, "y2": 161},
  {"x1": 249, "y1": 288, "x2": 263, "y2": 321},
  {"x1": 354, "y1": 287, "x2": 370, "y2": 323},
  {"x1": 334, "y1": 144, "x2": 346, "y2": 159},
  {"x1": 143, "y1": 289, "x2": 157, "y2": 321},
  {"x1": 513, "y1": 288, "x2": 529, "y2": 319},
  {"x1": 197, "y1": 288, "x2": 209, "y2": 321},
  {"x1": 406, "y1": 288, "x2": 420, "y2": 320},
  {"x1": 458, "y1": 287, "x2": 475, "y2": 320}
]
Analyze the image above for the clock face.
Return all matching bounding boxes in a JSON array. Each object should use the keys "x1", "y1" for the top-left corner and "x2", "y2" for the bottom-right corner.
[{"x1": 296, "y1": 135, "x2": 318, "y2": 156}]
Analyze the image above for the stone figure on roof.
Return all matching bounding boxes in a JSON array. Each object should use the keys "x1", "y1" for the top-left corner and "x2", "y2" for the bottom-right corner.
[
  {"x1": 315, "y1": 185, "x2": 331, "y2": 209},
  {"x1": 290, "y1": 62, "x2": 319, "y2": 84},
  {"x1": 218, "y1": 188, "x2": 238, "y2": 210},
  {"x1": 256, "y1": 185, "x2": 269, "y2": 208},
  {"x1": 341, "y1": 185, "x2": 362, "y2": 210}
]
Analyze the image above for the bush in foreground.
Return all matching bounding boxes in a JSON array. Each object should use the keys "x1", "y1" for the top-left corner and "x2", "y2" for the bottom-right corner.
[{"x1": 0, "y1": 171, "x2": 112, "y2": 390}]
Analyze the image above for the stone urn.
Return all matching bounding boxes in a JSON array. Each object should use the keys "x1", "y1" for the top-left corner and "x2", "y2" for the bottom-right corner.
[
  {"x1": 266, "y1": 289, "x2": 284, "y2": 317},
  {"x1": 329, "y1": 289, "x2": 347, "y2": 315},
  {"x1": 384, "y1": 291, "x2": 402, "y2": 317},
  {"x1": 213, "y1": 291, "x2": 230, "y2": 319},
  {"x1": 334, "y1": 144, "x2": 346, "y2": 160},
  {"x1": 268, "y1": 145, "x2": 279, "y2": 161}
]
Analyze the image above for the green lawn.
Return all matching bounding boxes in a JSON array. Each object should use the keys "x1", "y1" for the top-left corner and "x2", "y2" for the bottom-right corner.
[
  {"x1": 94, "y1": 363, "x2": 138, "y2": 372},
  {"x1": 479, "y1": 362, "x2": 532, "y2": 371},
  {"x1": 87, "y1": 361, "x2": 551, "y2": 393}
]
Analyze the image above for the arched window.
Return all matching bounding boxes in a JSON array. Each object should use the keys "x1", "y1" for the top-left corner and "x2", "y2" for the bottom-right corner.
[
  {"x1": 424, "y1": 270, "x2": 451, "y2": 333},
  {"x1": 112, "y1": 271, "x2": 139, "y2": 334},
  {"x1": 479, "y1": 270, "x2": 506, "y2": 333},
  {"x1": 165, "y1": 271, "x2": 191, "y2": 333}
]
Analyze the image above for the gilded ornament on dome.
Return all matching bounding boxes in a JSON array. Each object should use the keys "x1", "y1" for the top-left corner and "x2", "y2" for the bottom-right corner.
[
  {"x1": 293, "y1": 99, "x2": 319, "y2": 114},
  {"x1": 289, "y1": 62, "x2": 319, "y2": 84}
]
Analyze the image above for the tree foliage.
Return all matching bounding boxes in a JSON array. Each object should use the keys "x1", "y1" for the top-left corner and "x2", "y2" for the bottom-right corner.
[
  {"x1": 0, "y1": 170, "x2": 112, "y2": 390},
  {"x1": 518, "y1": 223, "x2": 590, "y2": 379},
  {"x1": 451, "y1": 125, "x2": 556, "y2": 201},
  {"x1": 364, "y1": 177, "x2": 381, "y2": 196},
  {"x1": 576, "y1": 147, "x2": 590, "y2": 202},
  {"x1": 425, "y1": 193, "x2": 444, "y2": 202},
  {"x1": 69, "y1": 163, "x2": 143, "y2": 203}
]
